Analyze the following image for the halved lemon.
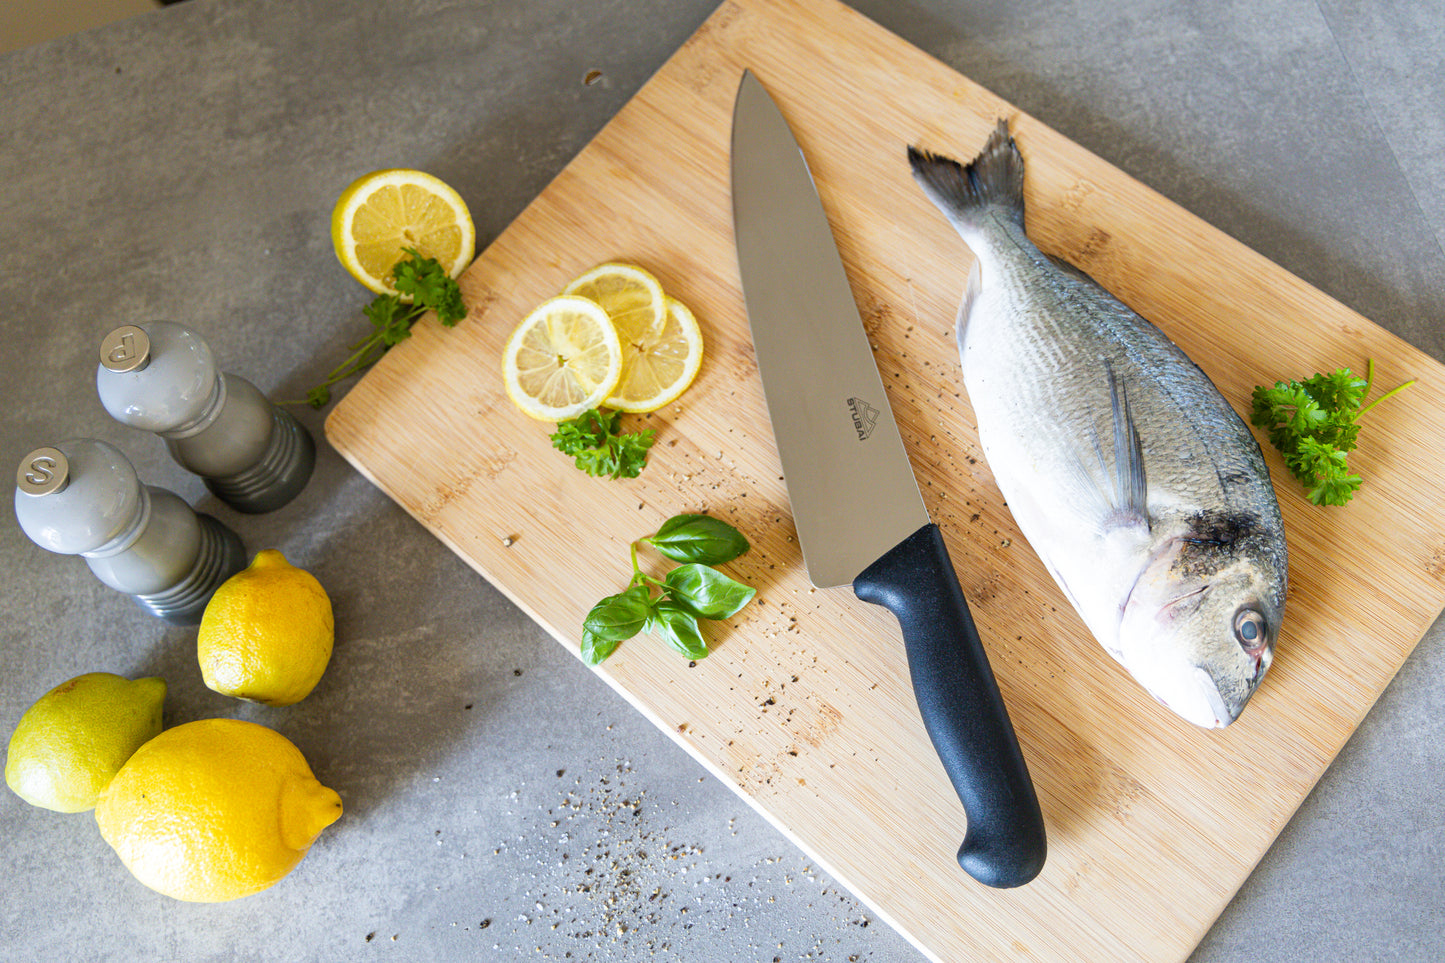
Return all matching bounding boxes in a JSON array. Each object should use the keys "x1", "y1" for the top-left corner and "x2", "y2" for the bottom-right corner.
[
  {"x1": 331, "y1": 169, "x2": 475, "y2": 296},
  {"x1": 502, "y1": 296, "x2": 622, "y2": 421},
  {"x1": 605, "y1": 297, "x2": 704, "y2": 412}
]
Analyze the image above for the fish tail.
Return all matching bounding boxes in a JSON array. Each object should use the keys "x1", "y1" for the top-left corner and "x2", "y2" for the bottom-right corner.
[{"x1": 908, "y1": 119, "x2": 1025, "y2": 233}]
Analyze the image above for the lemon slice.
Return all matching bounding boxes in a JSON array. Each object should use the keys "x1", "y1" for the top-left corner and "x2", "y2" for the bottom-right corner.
[
  {"x1": 605, "y1": 296, "x2": 704, "y2": 412},
  {"x1": 331, "y1": 169, "x2": 476, "y2": 296},
  {"x1": 561, "y1": 262, "x2": 666, "y2": 343},
  {"x1": 503, "y1": 296, "x2": 623, "y2": 421},
  {"x1": 561, "y1": 262, "x2": 703, "y2": 412}
]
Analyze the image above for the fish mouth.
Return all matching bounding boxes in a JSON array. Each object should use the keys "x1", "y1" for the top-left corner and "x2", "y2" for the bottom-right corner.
[
  {"x1": 1144, "y1": 663, "x2": 1241, "y2": 728},
  {"x1": 1168, "y1": 668, "x2": 1237, "y2": 728},
  {"x1": 1116, "y1": 548, "x2": 1245, "y2": 727}
]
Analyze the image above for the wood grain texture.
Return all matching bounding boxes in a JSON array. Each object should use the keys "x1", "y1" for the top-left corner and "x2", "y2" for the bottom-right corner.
[{"x1": 324, "y1": 1, "x2": 1445, "y2": 959}]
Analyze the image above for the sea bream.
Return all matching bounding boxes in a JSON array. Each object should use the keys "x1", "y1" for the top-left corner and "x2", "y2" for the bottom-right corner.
[{"x1": 907, "y1": 120, "x2": 1288, "y2": 728}]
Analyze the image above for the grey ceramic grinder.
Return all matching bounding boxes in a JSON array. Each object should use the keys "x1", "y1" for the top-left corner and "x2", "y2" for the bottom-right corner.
[
  {"x1": 14, "y1": 439, "x2": 247, "y2": 624},
  {"x1": 96, "y1": 321, "x2": 315, "y2": 513}
]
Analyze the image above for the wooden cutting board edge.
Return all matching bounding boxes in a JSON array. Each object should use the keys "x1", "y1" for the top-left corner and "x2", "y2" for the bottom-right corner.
[{"x1": 322, "y1": 423, "x2": 947, "y2": 955}]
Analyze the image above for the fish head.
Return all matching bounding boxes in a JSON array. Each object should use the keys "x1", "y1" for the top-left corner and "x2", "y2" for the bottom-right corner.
[{"x1": 1117, "y1": 519, "x2": 1286, "y2": 728}]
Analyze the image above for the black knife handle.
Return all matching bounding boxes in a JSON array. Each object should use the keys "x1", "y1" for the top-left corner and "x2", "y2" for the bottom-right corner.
[{"x1": 853, "y1": 522, "x2": 1046, "y2": 888}]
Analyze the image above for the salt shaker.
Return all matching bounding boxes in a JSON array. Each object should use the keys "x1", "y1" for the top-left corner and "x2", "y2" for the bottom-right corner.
[
  {"x1": 95, "y1": 321, "x2": 315, "y2": 513},
  {"x1": 14, "y1": 439, "x2": 247, "y2": 625}
]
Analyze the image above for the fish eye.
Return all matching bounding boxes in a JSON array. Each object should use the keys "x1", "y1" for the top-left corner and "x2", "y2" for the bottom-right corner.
[{"x1": 1233, "y1": 608, "x2": 1267, "y2": 649}]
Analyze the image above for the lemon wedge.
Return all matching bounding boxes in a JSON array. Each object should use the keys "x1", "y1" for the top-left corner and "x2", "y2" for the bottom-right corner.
[
  {"x1": 503, "y1": 296, "x2": 623, "y2": 421},
  {"x1": 605, "y1": 296, "x2": 704, "y2": 412},
  {"x1": 331, "y1": 169, "x2": 475, "y2": 296}
]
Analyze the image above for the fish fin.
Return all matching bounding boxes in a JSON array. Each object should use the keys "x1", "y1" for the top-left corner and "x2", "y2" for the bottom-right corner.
[
  {"x1": 954, "y1": 257, "x2": 983, "y2": 350},
  {"x1": 907, "y1": 119, "x2": 1025, "y2": 233},
  {"x1": 1107, "y1": 361, "x2": 1149, "y2": 523}
]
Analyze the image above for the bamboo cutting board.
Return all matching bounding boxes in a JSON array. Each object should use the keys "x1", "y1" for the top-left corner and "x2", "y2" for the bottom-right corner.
[{"x1": 325, "y1": 0, "x2": 1445, "y2": 959}]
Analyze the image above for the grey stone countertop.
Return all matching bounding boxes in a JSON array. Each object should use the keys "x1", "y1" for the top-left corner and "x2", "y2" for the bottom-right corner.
[{"x1": 2, "y1": 1, "x2": 1442, "y2": 960}]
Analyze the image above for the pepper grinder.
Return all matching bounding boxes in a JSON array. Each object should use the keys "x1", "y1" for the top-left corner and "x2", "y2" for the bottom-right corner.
[
  {"x1": 14, "y1": 439, "x2": 247, "y2": 625},
  {"x1": 95, "y1": 321, "x2": 316, "y2": 513}
]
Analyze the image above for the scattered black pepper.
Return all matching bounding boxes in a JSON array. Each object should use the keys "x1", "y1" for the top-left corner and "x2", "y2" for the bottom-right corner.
[{"x1": 477, "y1": 760, "x2": 880, "y2": 957}]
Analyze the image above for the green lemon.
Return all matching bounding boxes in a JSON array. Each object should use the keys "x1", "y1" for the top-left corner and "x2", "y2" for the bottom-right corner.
[{"x1": 5, "y1": 672, "x2": 166, "y2": 813}]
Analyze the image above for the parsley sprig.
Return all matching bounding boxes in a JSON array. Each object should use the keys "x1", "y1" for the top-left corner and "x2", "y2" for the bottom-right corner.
[
  {"x1": 304, "y1": 247, "x2": 466, "y2": 407},
  {"x1": 550, "y1": 408, "x2": 656, "y2": 479},
  {"x1": 582, "y1": 515, "x2": 755, "y2": 666},
  {"x1": 1250, "y1": 358, "x2": 1415, "y2": 506}
]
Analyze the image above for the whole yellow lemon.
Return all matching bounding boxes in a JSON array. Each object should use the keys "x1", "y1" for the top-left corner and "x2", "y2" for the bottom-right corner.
[
  {"x1": 94, "y1": 718, "x2": 342, "y2": 902},
  {"x1": 4, "y1": 672, "x2": 165, "y2": 813},
  {"x1": 197, "y1": 550, "x2": 334, "y2": 706}
]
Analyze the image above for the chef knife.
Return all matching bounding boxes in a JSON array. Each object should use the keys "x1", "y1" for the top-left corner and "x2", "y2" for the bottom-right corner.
[{"x1": 730, "y1": 70, "x2": 1046, "y2": 888}]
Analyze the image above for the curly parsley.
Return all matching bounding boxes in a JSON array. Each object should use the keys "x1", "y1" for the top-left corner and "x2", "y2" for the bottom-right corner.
[
  {"x1": 1250, "y1": 359, "x2": 1414, "y2": 506},
  {"x1": 303, "y1": 248, "x2": 466, "y2": 407},
  {"x1": 549, "y1": 408, "x2": 656, "y2": 479}
]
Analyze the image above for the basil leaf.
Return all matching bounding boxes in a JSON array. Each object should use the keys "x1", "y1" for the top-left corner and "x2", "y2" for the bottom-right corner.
[
  {"x1": 650, "y1": 601, "x2": 709, "y2": 660},
  {"x1": 646, "y1": 514, "x2": 750, "y2": 565},
  {"x1": 582, "y1": 585, "x2": 653, "y2": 641},
  {"x1": 662, "y1": 563, "x2": 757, "y2": 620},
  {"x1": 580, "y1": 627, "x2": 619, "y2": 666}
]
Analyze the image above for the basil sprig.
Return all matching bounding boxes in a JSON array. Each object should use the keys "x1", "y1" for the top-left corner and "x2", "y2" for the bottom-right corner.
[{"x1": 581, "y1": 514, "x2": 755, "y2": 666}]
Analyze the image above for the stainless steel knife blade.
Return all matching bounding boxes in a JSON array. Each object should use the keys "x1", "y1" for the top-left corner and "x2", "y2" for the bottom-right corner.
[
  {"x1": 730, "y1": 69, "x2": 1046, "y2": 888},
  {"x1": 729, "y1": 72, "x2": 928, "y2": 590}
]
